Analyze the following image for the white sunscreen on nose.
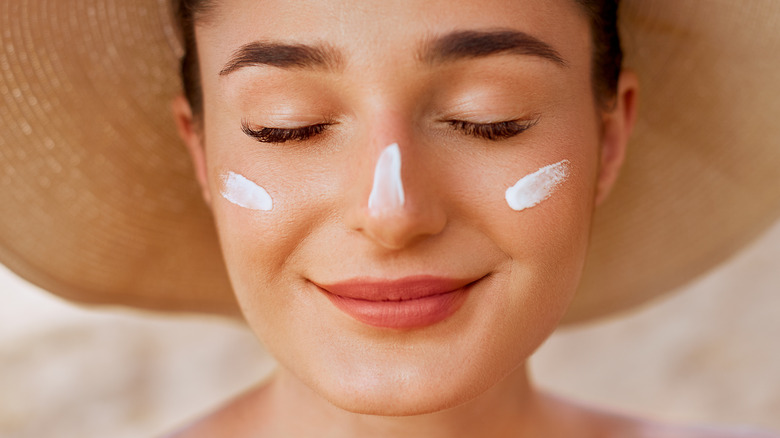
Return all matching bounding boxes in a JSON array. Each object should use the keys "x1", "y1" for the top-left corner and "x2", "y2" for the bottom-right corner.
[
  {"x1": 505, "y1": 159, "x2": 570, "y2": 211},
  {"x1": 220, "y1": 171, "x2": 273, "y2": 211},
  {"x1": 368, "y1": 143, "x2": 405, "y2": 214}
]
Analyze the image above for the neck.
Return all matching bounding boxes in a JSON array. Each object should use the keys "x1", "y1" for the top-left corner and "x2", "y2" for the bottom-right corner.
[{"x1": 261, "y1": 364, "x2": 558, "y2": 438}]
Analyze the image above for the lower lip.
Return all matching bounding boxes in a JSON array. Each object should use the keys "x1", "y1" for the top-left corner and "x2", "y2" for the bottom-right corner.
[{"x1": 322, "y1": 286, "x2": 471, "y2": 330}]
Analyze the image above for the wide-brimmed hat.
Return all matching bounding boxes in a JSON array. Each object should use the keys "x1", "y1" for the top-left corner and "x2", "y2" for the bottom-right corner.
[{"x1": 1, "y1": 0, "x2": 779, "y2": 325}]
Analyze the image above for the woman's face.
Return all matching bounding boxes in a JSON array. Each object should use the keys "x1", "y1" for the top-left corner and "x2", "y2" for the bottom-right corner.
[{"x1": 183, "y1": 0, "x2": 620, "y2": 415}]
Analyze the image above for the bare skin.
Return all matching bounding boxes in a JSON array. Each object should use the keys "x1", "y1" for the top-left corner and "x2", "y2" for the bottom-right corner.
[
  {"x1": 168, "y1": 0, "x2": 778, "y2": 436},
  {"x1": 166, "y1": 370, "x2": 777, "y2": 438}
]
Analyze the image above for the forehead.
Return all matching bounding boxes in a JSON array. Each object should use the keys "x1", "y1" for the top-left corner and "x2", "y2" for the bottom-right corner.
[{"x1": 195, "y1": 0, "x2": 591, "y2": 74}]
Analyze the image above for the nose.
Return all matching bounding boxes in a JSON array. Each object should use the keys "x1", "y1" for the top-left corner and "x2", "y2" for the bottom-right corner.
[
  {"x1": 368, "y1": 143, "x2": 405, "y2": 215},
  {"x1": 345, "y1": 140, "x2": 447, "y2": 250}
]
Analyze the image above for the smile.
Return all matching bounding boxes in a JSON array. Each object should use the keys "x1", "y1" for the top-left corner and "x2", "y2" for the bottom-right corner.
[{"x1": 313, "y1": 276, "x2": 481, "y2": 329}]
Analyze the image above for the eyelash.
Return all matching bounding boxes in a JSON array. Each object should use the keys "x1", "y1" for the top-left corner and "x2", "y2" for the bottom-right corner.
[
  {"x1": 241, "y1": 117, "x2": 539, "y2": 144},
  {"x1": 241, "y1": 120, "x2": 330, "y2": 143},
  {"x1": 446, "y1": 118, "x2": 539, "y2": 140}
]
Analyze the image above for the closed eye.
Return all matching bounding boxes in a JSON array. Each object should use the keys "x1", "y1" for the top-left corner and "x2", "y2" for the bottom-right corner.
[
  {"x1": 448, "y1": 117, "x2": 540, "y2": 140},
  {"x1": 241, "y1": 119, "x2": 331, "y2": 143},
  {"x1": 240, "y1": 117, "x2": 538, "y2": 143}
]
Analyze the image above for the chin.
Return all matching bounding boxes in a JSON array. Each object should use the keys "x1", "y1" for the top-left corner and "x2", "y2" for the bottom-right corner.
[
  {"x1": 323, "y1": 384, "x2": 472, "y2": 417},
  {"x1": 307, "y1": 360, "x2": 501, "y2": 417}
]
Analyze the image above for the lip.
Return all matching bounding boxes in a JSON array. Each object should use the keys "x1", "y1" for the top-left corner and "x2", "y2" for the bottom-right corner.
[{"x1": 313, "y1": 276, "x2": 481, "y2": 329}]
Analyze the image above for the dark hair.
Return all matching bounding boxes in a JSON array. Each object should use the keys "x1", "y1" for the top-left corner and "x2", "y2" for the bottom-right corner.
[
  {"x1": 175, "y1": 0, "x2": 211, "y2": 120},
  {"x1": 574, "y1": 0, "x2": 623, "y2": 109},
  {"x1": 174, "y1": 0, "x2": 622, "y2": 118}
]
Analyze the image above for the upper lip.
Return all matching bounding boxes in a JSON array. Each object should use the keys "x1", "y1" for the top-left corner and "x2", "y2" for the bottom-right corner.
[{"x1": 312, "y1": 275, "x2": 482, "y2": 301}]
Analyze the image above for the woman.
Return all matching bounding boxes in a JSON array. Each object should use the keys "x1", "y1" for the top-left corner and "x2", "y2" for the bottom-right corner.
[{"x1": 1, "y1": 0, "x2": 779, "y2": 436}]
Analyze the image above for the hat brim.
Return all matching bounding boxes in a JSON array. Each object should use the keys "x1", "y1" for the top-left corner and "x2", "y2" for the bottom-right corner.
[{"x1": 1, "y1": 0, "x2": 779, "y2": 324}]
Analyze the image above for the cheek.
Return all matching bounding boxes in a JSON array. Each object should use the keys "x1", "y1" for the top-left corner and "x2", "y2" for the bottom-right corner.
[
  {"x1": 500, "y1": 158, "x2": 595, "y2": 262},
  {"x1": 443, "y1": 136, "x2": 599, "y2": 317},
  {"x1": 503, "y1": 167, "x2": 595, "y2": 305},
  {"x1": 206, "y1": 149, "x2": 338, "y2": 325},
  {"x1": 454, "y1": 160, "x2": 596, "y2": 374},
  {"x1": 220, "y1": 171, "x2": 273, "y2": 211},
  {"x1": 449, "y1": 149, "x2": 595, "y2": 251}
]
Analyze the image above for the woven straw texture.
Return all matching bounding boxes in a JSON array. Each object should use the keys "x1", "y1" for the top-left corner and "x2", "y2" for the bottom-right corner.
[{"x1": 0, "y1": 0, "x2": 779, "y2": 323}]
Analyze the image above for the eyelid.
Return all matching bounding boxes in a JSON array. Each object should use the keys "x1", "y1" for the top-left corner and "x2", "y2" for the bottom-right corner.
[
  {"x1": 239, "y1": 113, "x2": 539, "y2": 143},
  {"x1": 242, "y1": 115, "x2": 334, "y2": 129},
  {"x1": 441, "y1": 113, "x2": 540, "y2": 125}
]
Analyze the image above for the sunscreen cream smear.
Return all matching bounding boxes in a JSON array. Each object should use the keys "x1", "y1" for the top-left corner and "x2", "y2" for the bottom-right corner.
[
  {"x1": 368, "y1": 143, "x2": 405, "y2": 214},
  {"x1": 505, "y1": 159, "x2": 570, "y2": 211},
  {"x1": 220, "y1": 171, "x2": 273, "y2": 211}
]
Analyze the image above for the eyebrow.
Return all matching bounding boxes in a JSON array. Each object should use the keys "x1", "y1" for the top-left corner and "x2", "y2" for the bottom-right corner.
[
  {"x1": 219, "y1": 29, "x2": 565, "y2": 76},
  {"x1": 418, "y1": 30, "x2": 567, "y2": 67},
  {"x1": 219, "y1": 41, "x2": 342, "y2": 75}
]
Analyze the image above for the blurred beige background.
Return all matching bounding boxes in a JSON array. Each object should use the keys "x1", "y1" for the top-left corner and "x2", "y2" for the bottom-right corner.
[{"x1": 1, "y1": 221, "x2": 779, "y2": 437}]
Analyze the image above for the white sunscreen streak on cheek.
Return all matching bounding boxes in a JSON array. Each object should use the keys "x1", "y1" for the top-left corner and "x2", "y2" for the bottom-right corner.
[
  {"x1": 505, "y1": 159, "x2": 570, "y2": 211},
  {"x1": 220, "y1": 171, "x2": 273, "y2": 211},
  {"x1": 368, "y1": 143, "x2": 405, "y2": 214}
]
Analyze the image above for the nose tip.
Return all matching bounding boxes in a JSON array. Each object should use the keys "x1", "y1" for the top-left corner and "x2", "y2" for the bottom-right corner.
[
  {"x1": 357, "y1": 205, "x2": 446, "y2": 250},
  {"x1": 348, "y1": 142, "x2": 447, "y2": 250}
]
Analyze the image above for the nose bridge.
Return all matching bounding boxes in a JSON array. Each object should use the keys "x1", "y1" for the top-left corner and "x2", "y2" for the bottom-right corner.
[
  {"x1": 345, "y1": 115, "x2": 447, "y2": 250},
  {"x1": 368, "y1": 142, "x2": 405, "y2": 216}
]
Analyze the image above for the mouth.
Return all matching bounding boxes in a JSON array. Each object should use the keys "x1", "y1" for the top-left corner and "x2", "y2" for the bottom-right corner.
[{"x1": 312, "y1": 275, "x2": 482, "y2": 329}]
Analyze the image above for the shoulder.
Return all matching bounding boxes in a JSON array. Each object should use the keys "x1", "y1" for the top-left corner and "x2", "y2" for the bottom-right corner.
[
  {"x1": 541, "y1": 392, "x2": 778, "y2": 438},
  {"x1": 628, "y1": 419, "x2": 779, "y2": 438},
  {"x1": 162, "y1": 383, "x2": 273, "y2": 438}
]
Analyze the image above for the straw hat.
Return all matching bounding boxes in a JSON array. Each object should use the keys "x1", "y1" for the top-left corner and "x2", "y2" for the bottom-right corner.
[{"x1": 1, "y1": 0, "x2": 779, "y2": 325}]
